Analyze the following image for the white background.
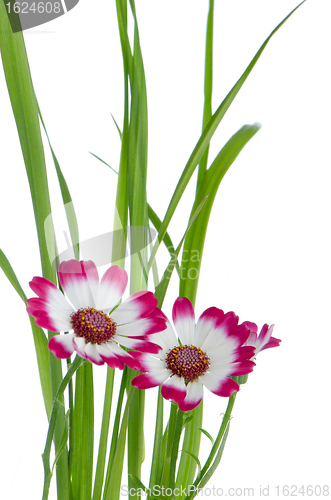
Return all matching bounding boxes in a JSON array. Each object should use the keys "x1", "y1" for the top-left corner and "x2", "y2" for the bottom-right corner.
[{"x1": 1, "y1": 0, "x2": 330, "y2": 498}]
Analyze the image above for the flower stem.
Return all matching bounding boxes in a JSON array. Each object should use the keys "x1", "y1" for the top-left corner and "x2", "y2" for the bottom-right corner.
[
  {"x1": 160, "y1": 403, "x2": 178, "y2": 492},
  {"x1": 42, "y1": 356, "x2": 84, "y2": 500},
  {"x1": 103, "y1": 384, "x2": 136, "y2": 500},
  {"x1": 92, "y1": 367, "x2": 115, "y2": 500},
  {"x1": 185, "y1": 393, "x2": 237, "y2": 500},
  {"x1": 175, "y1": 404, "x2": 203, "y2": 496},
  {"x1": 147, "y1": 388, "x2": 164, "y2": 497},
  {"x1": 102, "y1": 368, "x2": 128, "y2": 497}
]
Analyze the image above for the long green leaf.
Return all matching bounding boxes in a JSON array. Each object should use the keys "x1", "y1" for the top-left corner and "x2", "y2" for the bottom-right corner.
[
  {"x1": 148, "y1": 0, "x2": 306, "y2": 272},
  {"x1": 39, "y1": 106, "x2": 80, "y2": 261},
  {"x1": 0, "y1": 248, "x2": 53, "y2": 417},
  {"x1": 147, "y1": 388, "x2": 164, "y2": 497},
  {"x1": 90, "y1": 151, "x2": 180, "y2": 276},
  {"x1": 180, "y1": 450, "x2": 201, "y2": 480},
  {"x1": 0, "y1": 248, "x2": 26, "y2": 302},
  {"x1": 189, "y1": 393, "x2": 237, "y2": 498},
  {"x1": 196, "y1": 0, "x2": 214, "y2": 190},
  {"x1": 103, "y1": 386, "x2": 136, "y2": 500},
  {"x1": 154, "y1": 196, "x2": 209, "y2": 309},
  {"x1": 0, "y1": 6, "x2": 70, "y2": 497},
  {"x1": 52, "y1": 410, "x2": 70, "y2": 474},
  {"x1": 197, "y1": 422, "x2": 230, "y2": 491},
  {"x1": 0, "y1": 3, "x2": 56, "y2": 284},
  {"x1": 180, "y1": 123, "x2": 261, "y2": 304},
  {"x1": 71, "y1": 361, "x2": 94, "y2": 500},
  {"x1": 92, "y1": 368, "x2": 115, "y2": 500},
  {"x1": 42, "y1": 356, "x2": 85, "y2": 500},
  {"x1": 127, "y1": 0, "x2": 149, "y2": 293},
  {"x1": 113, "y1": 0, "x2": 131, "y2": 270},
  {"x1": 175, "y1": 404, "x2": 203, "y2": 498},
  {"x1": 102, "y1": 368, "x2": 127, "y2": 497}
]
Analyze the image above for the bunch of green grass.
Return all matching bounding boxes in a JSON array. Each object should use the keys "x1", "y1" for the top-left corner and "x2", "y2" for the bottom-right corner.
[{"x1": 0, "y1": 1, "x2": 305, "y2": 499}]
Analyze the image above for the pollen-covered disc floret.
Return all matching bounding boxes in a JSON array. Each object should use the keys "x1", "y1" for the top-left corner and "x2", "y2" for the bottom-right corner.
[
  {"x1": 166, "y1": 344, "x2": 210, "y2": 383},
  {"x1": 71, "y1": 308, "x2": 117, "y2": 345}
]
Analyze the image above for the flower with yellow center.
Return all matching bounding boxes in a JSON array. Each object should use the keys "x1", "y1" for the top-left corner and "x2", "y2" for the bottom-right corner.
[
  {"x1": 27, "y1": 260, "x2": 166, "y2": 369},
  {"x1": 132, "y1": 297, "x2": 256, "y2": 411}
]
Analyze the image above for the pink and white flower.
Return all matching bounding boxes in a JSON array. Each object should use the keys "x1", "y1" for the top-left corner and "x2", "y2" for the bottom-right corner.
[
  {"x1": 27, "y1": 260, "x2": 166, "y2": 370},
  {"x1": 131, "y1": 297, "x2": 256, "y2": 411},
  {"x1": 242, "y1": 322, "x2": 281, "y2": 356}
]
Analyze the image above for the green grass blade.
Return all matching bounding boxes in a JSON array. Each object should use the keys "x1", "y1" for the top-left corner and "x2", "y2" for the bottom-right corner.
[
  {"x1": 113, "y1": 0, "x2": 131, "y2": 270},
  {"x1": 89, "y1": 152, "x2": 118, "y2": 174},
  {"x1": 180, "y1": 123, "x2": 261, "y2": 304},
  {"x1": 39, "y1": 107, "x2": 80, "y2": 260},
  {"x1": 71, "y1": 361, "x2": 94, "y2": 500},
  {"x1": 0, "y1": 248, "x2": 27, "y2": 302},
  {"x1": 180, "y1": 451, "x2": 201, "y2": 481},
  {"x1": 127, "y1": 0, "x2": 149, "y2": 292},
  {"x1": 168, "y1": 409, "x2": 184, "y2": 490},
  {"x1": 42, "y1": 356, "x2": 85, "y2": 500},
  {"x1": 196, "y1": 422, "x2": 230, "y2": 491},
  {"x1": 51, "y1": 410, "x2": 70, "y2": 474},
  {"x1": 154, "y1": 196, "x2": 208, "y2": 309},
  {"x1": 111, "y1": 112, "x2": 123, "y2": 140},
  {"x1": 147, "y1": 204, "x2": 180, "y2": 277},
  {"x1": 197, "y1": 0, "x2": 214, "y2": 190},
  {"x1": 147, "y1": 388, "x2": 164, "y2": 496},
  {"x1": 90, "y1": 146, "x2": 179, "y2": 276},
  {"x1": 199, "y1": 428, "x2": 214, "y2": 446},
  {"x1": 175, "y1": 404, "x2": 203, "y2": 496},
  {"x1": 103, "y1": 386, "x2": 136, "y2": 500},
  {"x1": 189, "y1": 393, "x2": 236, "y2": 498},
  {"x1": 0, "y1": 4, "x2": 56, "y2": 284},
  {"x1": 92, "y1": 368, "x2": 115, "y2": 500},
  {"x1": 0, "y1": 8, "x2": 71, "y2": 496},
  {"x1": 148, "y1": 0, "x2": 306, "y2": 272},
  {"x1": 103, "y1": 369, "x2": 127, "y2": 496},
  {"x1": 0, "y1": 247, "x2": 53, "y2": 418}
]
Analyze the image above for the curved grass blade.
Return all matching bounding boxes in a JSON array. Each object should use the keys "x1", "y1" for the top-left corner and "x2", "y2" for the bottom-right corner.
[
  {"x1": 71, "y1": 361, "x2": 94, "y2": 500},
  {"x1": 90, "y1": 152, "x2": 180, "y2": 276},
  {"x1": 0, "y1": 248, "x2": 27, "y2": 302},
  {"x1": 180, "y1": 450, "x2": 202, "y2": 480},
  {"x1": 199, "y1": 428, "x2": 214, "y2": 446},
  {"x1": 42, "y1": 356, "x2": 85, "y2": 500},
  {"x1": 147, "y1": 388, "x2": 163, "y2": 498},
  {"x1": 0, "y1": 3, "x2": 56, "y2": 284},
  {"x1": 148, "y1": 0, "x2": 306, "y2": 272},
  {"x1": 185, "y1": 422, "x2": 230, "y2": 500},
  {"x1": 103, "y1": 385, "x2": 136, "y2": 500},
  {"x1": 197, "y1": 422, "x2": 230, "y2": 490},
  {"x1": 89, "y1": 152, "x2": 118, "y2": 175},
  {"x1": 197, "y1": 0, "x2": 214, "y2": 190},
  {"x1": 0, "y1": 248, "x2": 52, "y2": 417},
  {"x1": 92, "y1": 368, "x2": 115, "y2": 500},
  {"x1": 39, "y1": 106, "x2": 80, "y2": 261},
  {"x1": 180, "y1": 123, "x2": 261, "y2": 304},
  {"x1": 0, "y1": 12, "x2": 70, "y2": 495},
  {"x1": 187, "y1": 393, "x2": 236, "y2": 499},
  {"x1": 154, "y1": 195, "x2": 209, "y2": 309},
  {"x1": 111, "y1": 112, "x2": 123, "y2": 140},
  {"x1": 51, "y1": 410, "x2": 70, "y2": 474}
]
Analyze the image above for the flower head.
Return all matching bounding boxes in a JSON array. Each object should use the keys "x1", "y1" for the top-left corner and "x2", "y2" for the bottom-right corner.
[
  {"x1": 27, "y1": 260, "x2": 166, "y2": 370},
  {"x1": 242, "y1": 322, "x2": 281, "y2": 356},
  {"x1": 131, "y1": 297, "x2": 256, "y2": 411}
]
